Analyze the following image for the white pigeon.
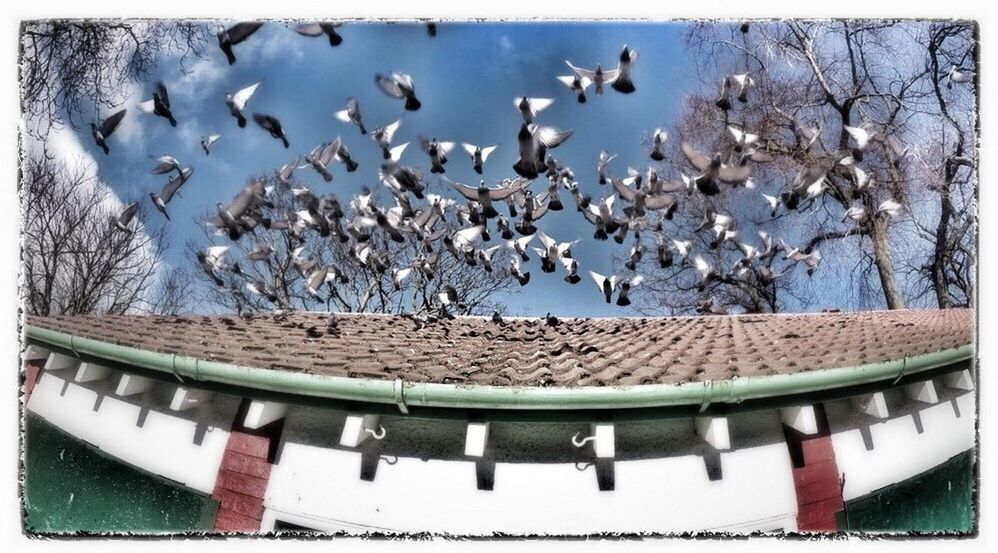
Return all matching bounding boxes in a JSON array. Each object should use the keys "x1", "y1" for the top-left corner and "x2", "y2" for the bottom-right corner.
[
  {"x1": 201, "y1": 134, "x2": 221, "y2": 155},
  {"x1": 225, "y1": 81, "x2": 261, "y2": 128},
  {"x1": 462, "y1": 143, "x2": 498, "y2": 175},
  {"x1": 556, "y1": 74, "x2": 593, "y2": 104},
  {"x1": 877, "y1": 199, "x2": 903, "y2": 219},
  {"x1": 514, "y1": 97, "x2": 555, "y2": 123},
  {"x1": 843, "y1": 205, "x2": 866, "y2": 222},
  {"x1": 589, "y1": 271, "x2": 618, "y2": 303}
]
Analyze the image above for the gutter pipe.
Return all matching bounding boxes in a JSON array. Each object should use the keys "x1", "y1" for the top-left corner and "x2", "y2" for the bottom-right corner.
[{"x1": 24, "y1": 324, "x2": 973, "y2": 412}]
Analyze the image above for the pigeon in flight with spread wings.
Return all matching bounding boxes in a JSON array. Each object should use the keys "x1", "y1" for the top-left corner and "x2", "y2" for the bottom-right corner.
[
  {"x1": 513, "y1": 123, "x2": 573, "y2": 180},
  {"x1": 201, "y1": 134, "x2": 221, "y2": 156},
  {"x1": 375, "y1": 72, "x2": 422, "y2": 111},
  {"x1": 91, "y1": 109, "x2": 126, "y2": 155},
  {"x1": 137, "y1": 81, "x2": 176, "y2": 127},
  {"x1": 111, "y1": 202, "x2": 139, "y2": 233},
  {"x1": 610, "y1": 45, "x2": 638, "y2": 94},
  {"x1": 419, "y1": 137, "x2": 456, "y2": 174},
  {"x1": 514, "y1": 97, "x2": 555, "y2": 124},
  {"x1": 225, "y1": 81, "x2": 260, "y2": 128},
  {"x1": 565, "y1": 60, "x2": 619, "y2": 96},
  {"x1": 334, "y1": 98, "x2": 366, "y2": 135},
  {"x1": 462, "y1": 143, "x2": 498, "y2": 174},
  {"x1": 681, "y1": 141, "x2": 752, "y2": 195},
  {"x1": 295, "y1": 22, "x2": 344, "y2": 46},
  {"x1": 372, "y1": 119, "x2": 402, "y2": 160},
  {"x1": 556, "y1": 74, "x2": 593, "y2": 104},
  {"x1": 149, "y1": 168, "x2": 194, "y2": 221},
  {"x1": 217, "y1": 22, "x2": 264, "y2": 65},
  {"x1": 304, "y1": 138, "x2": 342, "y2": 182},
  {"x1": 448, "y1": 177, "x2": 528, "y2": 219}
]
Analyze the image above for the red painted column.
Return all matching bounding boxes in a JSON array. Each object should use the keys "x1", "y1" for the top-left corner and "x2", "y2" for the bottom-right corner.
[
  {"x1": 210, "y1": 399, "x2": 285, "y2": 533},
  {"x1": 212, "y1": 432, "x2": 273, "y2": 532},
  {"x1": 22, "y1": 360, "x2": 44, "y2": 405},
  {"x1": 784, "y1": 404, "x2": 844, "y2": 532}
]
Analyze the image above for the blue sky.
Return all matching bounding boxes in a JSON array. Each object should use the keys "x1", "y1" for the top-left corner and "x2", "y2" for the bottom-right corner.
[{"x1": 69, "y1": 21, "x2": 695, "y2": 317}]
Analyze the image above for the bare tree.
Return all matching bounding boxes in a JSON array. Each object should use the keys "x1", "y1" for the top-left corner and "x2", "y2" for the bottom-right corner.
[
  {"x1": 640, "y1": 21, "x2": 964, "y2": 313},
  {"x1": 190, "y1": 175, "x2": 516, "y2": 317},
  {"x1": 21, "y1": 153, "x2": 168, "y2": 316},
  {"x1": 19, "y1": 20, "x2": 209, "y2": 138},
  {"x1": 147, "y1": 265, "x2": 196, "y2": 315}
]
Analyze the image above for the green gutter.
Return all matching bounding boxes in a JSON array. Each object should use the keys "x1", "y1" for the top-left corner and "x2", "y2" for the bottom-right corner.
[{"x1": 24, "y1": 324, "x2": 974, "y2": 412}]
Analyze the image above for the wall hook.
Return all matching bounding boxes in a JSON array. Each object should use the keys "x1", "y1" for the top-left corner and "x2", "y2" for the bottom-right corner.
[
  {"x1": 572, "y1": 431, "x2": 596, "y2": 448},
  {"x1": 365, "y1": 425, "x2": 386, "y2": 440}
]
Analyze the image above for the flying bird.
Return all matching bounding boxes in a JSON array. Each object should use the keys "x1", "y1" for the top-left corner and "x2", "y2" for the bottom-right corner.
[
  {"x1": 946, "y1": 66, "x2": 972, "y2": 89},
  {"x1": 253, "y1": 113, "x2": 290, "y2": 148},
  {"x1": 556, "y1": 74, "x2": 593, "y2": 103},
  {"x1": 462, "y1": 143, "x2": 498, "y2": 174},
  {"x1": 295, "y1": 22, "x2": 344, "y2": 46},
  {"x1": 616, "y1": 275, "x2": 643, "y2": 306},
  {"x1": 565, "y1": 60, "x2": 619, "y2": 96},
  {"x1": 150, "y1": 154, "x2": 183, "y2": 176},
  {"x1": 91, "y1": 109, "x2": 126, "y2": 155},
  {"x1": 610, "y1": 45, "x2": 638, "y2": 94},
  {"x1": 149, "y1": 167, "x2": 194, "y2": 220},
  {"x1": 372, "y1": 119, "x2": 402, "y2": 160},
  {"x1": 197, "y1": 246, "x2": 229, "y2": 286},
  {"x1": 419, "y1": 137, "x2": 456, "y2": 174},
  {"x1": 304, "y1": 138, "x2": 342, "y2": 182},
  {"x1": 225, "y1": 81, "x2": 260, "y2": 128},
  {"x1": 111, "y1": 202, "x2": 139, "y2": 233},
  {"x1": 137, "y1": 81, "x2": 176, "y2": 127},
  {"x1": 375, "y1": 72, "x2": 421, "y2": 111},
  {"x1": 589, "y1": 271, "x2": 617, "y2": 303},
  {"x1": 201, "y1": 134, "x2": 221, "y2": 155},
  {"x1": 513, "y1": 123, "x2": 573, "y2": 179},
  {"x1": 334, "y1": 98, "x2": 366, "y2": 135},
  {"x1": 449, "y1": 177, "x2": 527, "y2": 219},
  {"x1": 649, "y1": 128, "x2": 668, "y2": 161},
  {"x1": 217, "y1": 22, "x2": 264, "y2": 65},
  {"x1": 514, "y1": 97, "x2": 555, "y2": 124},
  {"x1": 681, "y1": 142, "x2": 752, "y2": 195}
]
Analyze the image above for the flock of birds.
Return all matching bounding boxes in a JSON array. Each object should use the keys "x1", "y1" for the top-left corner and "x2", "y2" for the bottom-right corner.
[{"x1": 98, "y1": 22, "x2": 971, "y2": 327}]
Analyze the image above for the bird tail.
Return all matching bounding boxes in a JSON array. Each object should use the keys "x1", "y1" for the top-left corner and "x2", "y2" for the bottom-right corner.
[
  {"x1": 577, "y1": 92, "x2": 587, "y2": 104},
  {"x1": 611, "y1": 77, "x2": 636, "y2": 94},
  {"x1": 481, "y1": 205, "x2": 499, "y2": 219},
  {"x1": 513, "y1": 158, "x2": 539, "y2": 179},
  {"x1": 100, "y1": 143, "x2": 110, "y2": 155},
  {"x1": 518, "y1": 272, "x2": 530, "y2": 286},
  {"x1": 405, "y1": 95, "x2": 422, "y2": 111},
  {"x1": 237, "y1": 114, "x2": 247, "y2": 128},
  {"x1": 650, "y1": 150, "x2": 665, "y2": 161},
  {"x1": 564, "y1": 274, "x2": 581, "y2": 284},
  {"x1": 224, "y1": 47, "x2": 237, "y2": 65},
  {"x1": 168, "y1": 114, "x2": 177, "y2": 127},
  {"x1": 594, "y1": 228, "x2": 608, "y2": 241},
  {"x1": 358, "y1": 123, "x2": 367, "y2": 135},
  {"x1": 281, "y1": 136, "x2": 290, "y2": 149},
  {"x1": 715, "y1": 98, "x2": 732, "y2": 111},
  {"x1": 346, "y1": 160, "x2": 359, "y2": 172},
  {"x1": 616, "y1": 295, "x2": 631, "y2": 307}
]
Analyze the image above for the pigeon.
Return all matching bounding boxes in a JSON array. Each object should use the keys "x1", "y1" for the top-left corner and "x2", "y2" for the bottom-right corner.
[
  {"x1": 477, "y1": 245, "x2": 502, "y2": 273},
  {"x1": 852, "y1": 165, "x2": 875, "y2": 190},
  {"x1": 420, "y1": 137, "x2": 456, "y2": 174},
  {"x1": 565, "y1": 60, "x2": 619, "y2": 96},
  {"x1": 426, "y1": 23, "x2": 437, "y2": 37},
  {"x1": 197, "y1": 246, "x2": 229, "y2": 286},
  {"x1": 225, "y1": 81, "x2": 261, "y2": 128},
  {"x1": 111, "y1": 202, "x2": 139, "y2": 233},
  {"x1": 449, "y1": 177, "x2": 527, "y2": 219},
  {"x1": 715, "y1": 76, "x2": 733, "y2": 111},
  {"x1": 245, "y1": 279, "x2": 279, "y2": 303},
  {"x1": 392, "y1": 266, "x2": 414, "y2": 290},
  {"x1": 610, "y1": 45, "x2": 638, "y2": 94},
  {"x1": 559, "y1": 256, "x2": 581, "y2": 284},
  {"x1": 624, "y1": 240, "x2": 645, "y2": 271},
  {"x1": 843, "y1": 205, "x2": 866, "y2": 222},
  {"x1": 649, "y1": 128, "x2": 668, "y2": 161},
  {"x1": 462, "y1": 143, "x2": 498, "y2": 174},
  {"x1": 372, "y1": 119, "x2": 402, "y2": 160},
  {"x1": 535, "y1": 231, "x2": 575, "y2": 273},
  {"x1": 589, "y1": 271, "x2": 617, "y2": 303},
  {"x1": 762, "y1": 193, "x2": 781, "y2": 217},
  {"x1": 211, "y1": 180, "x2": 268, "y2": 240},
  {"x1": 253, "y1": 113, "x2": 290, "y2": 148},
  {"x1": 149, "y1": 167, "x2": 194, "y2": 220},
  {"x1": 137, "y1": 81, "x2": 176, "y2": 127},
  {"x1": 844, "y1": 125, "x2": 874, "y2": 162},
  {"x1": 217, "y1": 22, "x2": 264, "y2": 65},
  {"x1": 334, "y1": 142, "x2": 359, "y2": 172},
  {"x1": 91, "y1": 109, "x2": 126, "y2": 155},
  {"x1": 556, "y1": 74, "x2": 593, "y2": 103},
  {"x1": 438, "y1": 285, "x2": 463, "y2": 309},
  {"x1": 597, "y1": 151, "x2": 616, "y2": 185},
  {"x1": 246, "y1": 241, "x2": 274, "y2": 262},
  {"x1": 728, "y1": 125, "x2": 759, "y2": 153},
  {"x1": 513, "y1": 123, "x2": 573, "y2": 179},
  {"x1": 514, "y1": 97, "x2": 554, "y2": 124},
  {"x1": 443, "y1": 225, "x2": 484, "y2": 260},
  {"x1": 946, "y1": 66, "x2": 972, "y2": 89},
  {"x1": 275, "y1": 156, "x2": 302, "y2": 187},
  {"x1": 295, "y1": 22, "x2": 344, "y2": 46},
  {"x1": 506, "y1": 234, "x2": 534, "y2": 262},
  {"x1": 304, "y1": 138, "x2": 342, "y2": 182},
  {"x1": 681, "y1": 142, "x2": 752, "y2": 195},
  {"x1": 692, "y1": 255, "x2": 715, "y2": 291},
  {"x1": 655, "y1": 234, "x2": 674, "y2": 268},
  {"x1": 375, "y1": 72, "x2": 421, "y2": 111},
  {"x1": 616, "y1": 275, "x2": 643, "y2": 306},
  {"x1": 334, "y1": 98, "x2": 366, "y2": 135},
  {"x1": 201, "y1": 134, "x2": 221, "y2": 155},
  {"x1": 877, "y1": 199, "x2": 903, "y2": 219},
  {"x1": 611, "y1": 176, "x2": 678, "y2": 219},
  {"x1": 730, "y1": 73, "x2": 755, "y2": 103},
  {"x1": 509, "y1": 258, "x2": 531, "y2": 286},
  {"x1": 150, "y1": 155, "x2": 183, "y2": 176}
]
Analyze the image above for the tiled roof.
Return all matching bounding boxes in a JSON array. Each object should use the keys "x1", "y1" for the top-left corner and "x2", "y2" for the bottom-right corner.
[{"x1": 23, "y1": 309, "x2": 973, "y2": 387}]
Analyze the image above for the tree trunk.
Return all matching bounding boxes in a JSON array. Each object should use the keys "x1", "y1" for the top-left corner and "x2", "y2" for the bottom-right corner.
[
  {"x1": 871, "y1": 220, "x2": 906, "y2": 309},
  {"x1": 932, "y1": 192, "x2": 954, "y2": 309}
]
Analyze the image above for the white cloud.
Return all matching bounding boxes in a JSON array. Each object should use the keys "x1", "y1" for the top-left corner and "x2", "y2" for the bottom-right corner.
[
  {"x1": 500, "y1": 35, "x2": 514, "y2": 52},
  {"x1": 172, "y1": 57, "x2": 227, "y2": 103},
  {"x1": 257, "y1": 26, "x2": 306, "y2": 65}
]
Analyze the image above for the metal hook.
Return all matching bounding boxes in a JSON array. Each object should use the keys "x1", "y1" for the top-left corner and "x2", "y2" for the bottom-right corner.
[
  {"x1": 572, "y1": 431, "x2": 596, "y2": 448},
  {"x1": 365, "y1": 425, "x2": 386, "y2": 440}
]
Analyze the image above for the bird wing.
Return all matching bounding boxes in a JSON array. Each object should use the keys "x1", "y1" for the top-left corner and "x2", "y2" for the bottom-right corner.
[
  {"x1": 462, "y1": 143, "x2": 478, "y2": 156},
  {"x1": 100, "y1": 109, "x2": 127, "y2": 136},
  {"x1": 375, "y1": 74, "x2": 405, "y2": 98},
  {"x1": 155, "y1": 81, "x2": 170, "y2": 107},
  {"x1": 119, "y1": 202, "x2": 138, "y2": 222},
  {"x1": 295, "y1": 23, "x2": 325, "y2": 37},
  {"x1": 319, "y1": 138, "x2": 342, "y2": 166},
  {"x1": 226, "y1": 22, "x2": 264, "y2": 45},
  {"x1": 844, "y1": 125, "x2": 870, "y2": 148},
  {"x1": 159, "y1": 168, "x2": 192, "y2": 203},
  {"x1": 232, "y1": 81, "x2": 261, "y2": 109},
  {"x1": 438, "y1": 141, "x2": 456, "y2": 156},
  {"x1": 611, "y1": 178, "x2": 636, "y2": 202},
  {"x1": 530, "y1": 125, "x2": 573, "y2": 149},
  {"x1": 383, "y1": 119, "x2": 402, "y2": 143},
  {"x1": 206, "y1": 134, "x2": 220, "y2": 145},
  {"x1": 452, "y1": 225, "x2": 483, "y2": 248},
  {"x1": 644, "y1": 194, "x2": 676, "y2": 211},
  {"x1": 137, "y1": 99, "x2": 155, "y2": 114},
  {"x1": 681, "y1": 142, "x2": 712, "y2": 171},
  {"x1": 388, "y1": 142, "x2": 409, "y2": 162},
  {"x1": 394, "y1": 72, "x2": 415, "y2": 89},
  {"x1": 555, "y1": 75, "x2": 576, "y2": 88},
  {"x1": 449, "y1": 181, "x2": 480, "y2": 201},
  {"x1": 527, "y1": 98, "x2": 555, "y2": 117},
  {"x1": 480, "y1": 145, "x2": 498, "y2": 161},
  {"x1": 536, "y1": 231, "x2": 556, "y2": 250},
  {"x1": 333, "y1": 109, "x2": 351, "y2": 122},
  {"x1": 565, "y1": 60, "x2": 596, "y2": 80},
  {"x1": 716, "y1": 164, "x2": 752, "y2": 183}
]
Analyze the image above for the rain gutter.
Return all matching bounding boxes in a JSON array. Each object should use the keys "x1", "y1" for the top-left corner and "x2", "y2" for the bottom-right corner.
[{"x1": 24, "y1": 324, "x2": 973, "y2": 412}]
